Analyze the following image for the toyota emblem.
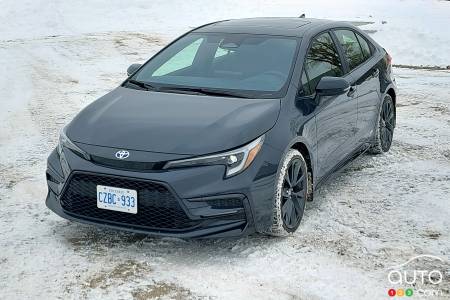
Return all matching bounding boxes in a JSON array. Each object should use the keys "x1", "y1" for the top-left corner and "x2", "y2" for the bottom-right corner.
[{"x1": 115, "y1": 150, "x2": 130, "y2": 159}]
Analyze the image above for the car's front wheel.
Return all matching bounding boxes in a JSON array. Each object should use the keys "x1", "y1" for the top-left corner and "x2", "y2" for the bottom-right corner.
[
  {"x1": 266, "y1": 149, "x2": 309, "y2": 236},
  {"x1": 369, "y1": 94, "x2": 395, "y2": 154}
]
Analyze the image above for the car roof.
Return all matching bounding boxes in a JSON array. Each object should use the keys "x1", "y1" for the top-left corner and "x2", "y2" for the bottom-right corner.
[{"x1": 193, "y1": 17, "x2": 338, "y2": 37}]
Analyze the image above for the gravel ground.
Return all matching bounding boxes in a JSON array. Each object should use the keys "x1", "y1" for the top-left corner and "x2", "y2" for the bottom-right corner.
[{"x1": 0, "y1": 29, "x2": 449, "y2": 300}]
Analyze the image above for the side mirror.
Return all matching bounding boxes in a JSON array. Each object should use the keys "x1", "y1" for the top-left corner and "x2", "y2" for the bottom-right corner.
[
  {"x1": 127, "y1": 64, "x2": 142, "y2": 76},
  {"x1": 316, "y1": 76, "x2": 350, "y2": 96}
]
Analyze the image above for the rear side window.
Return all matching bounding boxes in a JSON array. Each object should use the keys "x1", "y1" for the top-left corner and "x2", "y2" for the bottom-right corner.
[
  {"x1": 356, "y1": 33, "x2": 372, "y2": 59},
  {"x1": 334, "y1": 29, "x2": 365, "y2": 71},
  {"x1": 304, "y1": 32, "x2": 344, "y2": 92}
]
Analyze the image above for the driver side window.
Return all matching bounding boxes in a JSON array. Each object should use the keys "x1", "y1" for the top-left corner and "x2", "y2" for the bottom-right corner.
[{"x1": 302, "y1": 32, "x2": 344, "y2": 96}]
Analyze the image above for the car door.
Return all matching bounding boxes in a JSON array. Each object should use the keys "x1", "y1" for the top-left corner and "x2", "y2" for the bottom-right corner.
[
  {"x1": 332, "y1": 29, "x2": 381, "y2": 144},
  {"x1": 301, "y1": 32, "x2": 358, "y2": 179}
]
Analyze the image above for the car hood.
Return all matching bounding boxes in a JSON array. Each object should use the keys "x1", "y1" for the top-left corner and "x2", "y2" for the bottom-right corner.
[{"x1": 66, "y1": 87, "x2": 280, "y2": 155}]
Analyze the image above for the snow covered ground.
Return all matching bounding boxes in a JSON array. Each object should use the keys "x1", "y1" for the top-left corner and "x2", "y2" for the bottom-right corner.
[
  {"x1": 0, "y1": 1, "x2": 449, "y2": 299},
  {"x1": 1, "y1": 0, "x2": 450, "y2": 67}
]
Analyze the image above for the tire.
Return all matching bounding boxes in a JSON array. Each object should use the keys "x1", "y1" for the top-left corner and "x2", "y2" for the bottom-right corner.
[
  {"x1": 369, "y1": 95, "x2": 395, "y2": 154},
  {"x1": 265, "y1": 149, "x2": 309, "y2": 236}
]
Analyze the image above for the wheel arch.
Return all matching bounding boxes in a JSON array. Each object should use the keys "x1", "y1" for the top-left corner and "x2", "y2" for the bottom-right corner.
[
  {"x1": 386, "y1": 88, "x2": 396, "y2": 106},
  {"x1": 387, "y1": 88, "x2": 396, "y2": 124},
  {"x1": 288, "y1": 140, "x2": 315, "y2": 200},
  {"x1": 384, "y1": 86, "x2": 397, "y2": 127},
  {"x1": 290, "y1": 142, "x2": 313, "y2": 178}
]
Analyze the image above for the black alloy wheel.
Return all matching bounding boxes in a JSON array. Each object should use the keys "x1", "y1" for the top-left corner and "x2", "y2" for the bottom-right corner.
[
  {"x1": 281, "y1": 158, "x2": 307, "y2": 231},
  {"x1": 380, "y1": 97, "x2": 395, "y2": 151}
]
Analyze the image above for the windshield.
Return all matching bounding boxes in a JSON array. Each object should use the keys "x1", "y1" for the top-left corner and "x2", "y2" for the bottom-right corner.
[{"x1": 129, "y1": 33, "x2": 299, "y2": 98}]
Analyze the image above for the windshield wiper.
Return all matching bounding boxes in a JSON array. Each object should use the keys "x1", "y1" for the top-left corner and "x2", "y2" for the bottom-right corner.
[
  {"x1": 125, "y1": 79, "x2": 157, "y2": 91},
  {"x1": 159, "y1": 87, "x2": 250, "y2": 98}
]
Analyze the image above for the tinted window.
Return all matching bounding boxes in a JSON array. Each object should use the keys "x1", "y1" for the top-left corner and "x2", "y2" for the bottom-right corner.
[
  {"x1": 304, "y1": 32, "x2": 344, "y2": 91},
  {"x1": 133, "y1": 33, "x2": 299, "y2": 98},
  {"x1": 356, "y1": 33, "x2": 372, "y2": 59},
  {"x1": 334, "y1": 30, "x2": 365, "y2": 70}
]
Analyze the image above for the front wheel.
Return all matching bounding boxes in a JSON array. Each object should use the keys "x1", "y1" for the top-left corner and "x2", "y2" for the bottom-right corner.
[
  {"x1": 369, "y1": 95, "x2": 395, "y2": 154},
  {"x1": 265, "y1": 149, "x2": 309, "y2": 236}
]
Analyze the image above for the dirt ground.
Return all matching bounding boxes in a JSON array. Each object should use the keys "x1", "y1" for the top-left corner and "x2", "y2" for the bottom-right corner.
[{"x1": 0, "y1": 31, "x2": 449, "y2": 300}]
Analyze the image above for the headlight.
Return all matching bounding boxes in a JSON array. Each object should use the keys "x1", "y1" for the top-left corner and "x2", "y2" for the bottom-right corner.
[
  {"x1": 58, "y1": 128, "x2": 90, "y2": 160},
  {"x1": 163, "y1": 135, "x2": 264, "y2": 177}
]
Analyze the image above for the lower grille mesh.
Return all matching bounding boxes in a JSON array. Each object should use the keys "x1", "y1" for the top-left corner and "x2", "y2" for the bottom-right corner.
[{"x1": 60, "y1": 173, "x2": 197, "y2": 230}]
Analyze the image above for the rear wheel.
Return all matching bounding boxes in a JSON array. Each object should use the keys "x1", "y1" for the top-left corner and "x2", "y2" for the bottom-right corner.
[
  {"x1": 369, "y1": 95, "x2": 395, "y2": 154},
  {"x1": 266, "y1": 149, "x2": 308, "y2": 236}
]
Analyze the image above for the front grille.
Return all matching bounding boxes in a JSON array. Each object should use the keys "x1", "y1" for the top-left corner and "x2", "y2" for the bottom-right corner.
[
  {"x1": 90, "y1": 155, "x2": 165, "y2": 171},
  {"x1": 60, "y1": 173, "x2": 198, "y2": 230}
]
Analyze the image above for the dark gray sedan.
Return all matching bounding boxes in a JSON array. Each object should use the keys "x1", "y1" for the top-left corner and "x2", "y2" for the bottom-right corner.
[{"x1": 46, "y1": 18, "x2": 397, "y2": 237}]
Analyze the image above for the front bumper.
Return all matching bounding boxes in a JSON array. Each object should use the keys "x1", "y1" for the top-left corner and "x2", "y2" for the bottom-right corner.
[
  {"x1": 45, "y1": 143, "x2": 281, "y2": 238},
  {"x1": 46, "y1": 187, "x2": 252, "y2": 238}
]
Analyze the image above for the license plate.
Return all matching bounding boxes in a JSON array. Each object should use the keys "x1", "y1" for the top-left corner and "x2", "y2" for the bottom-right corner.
[{"x1": 96, "y1": 185, "x2": 137, "y2": 214}]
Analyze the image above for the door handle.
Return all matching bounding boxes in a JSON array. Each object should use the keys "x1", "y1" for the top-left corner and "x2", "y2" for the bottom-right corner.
[{"x1": 347, "y1": 85, "x2": 357, "y2": 97}]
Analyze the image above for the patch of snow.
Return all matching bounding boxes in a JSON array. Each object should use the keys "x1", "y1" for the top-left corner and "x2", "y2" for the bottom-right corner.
[{"x1": 1, "y1": 0, "x2": 450, "y2": 66}]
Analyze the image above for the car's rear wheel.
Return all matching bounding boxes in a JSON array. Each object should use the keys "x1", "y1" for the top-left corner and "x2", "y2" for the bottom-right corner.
[
  {"x1": 369, "y1": 95, "x2": 395, "y2": 154},
  {"x1": 266, "y1": 149, "x2": 308, "y2": 236}
]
